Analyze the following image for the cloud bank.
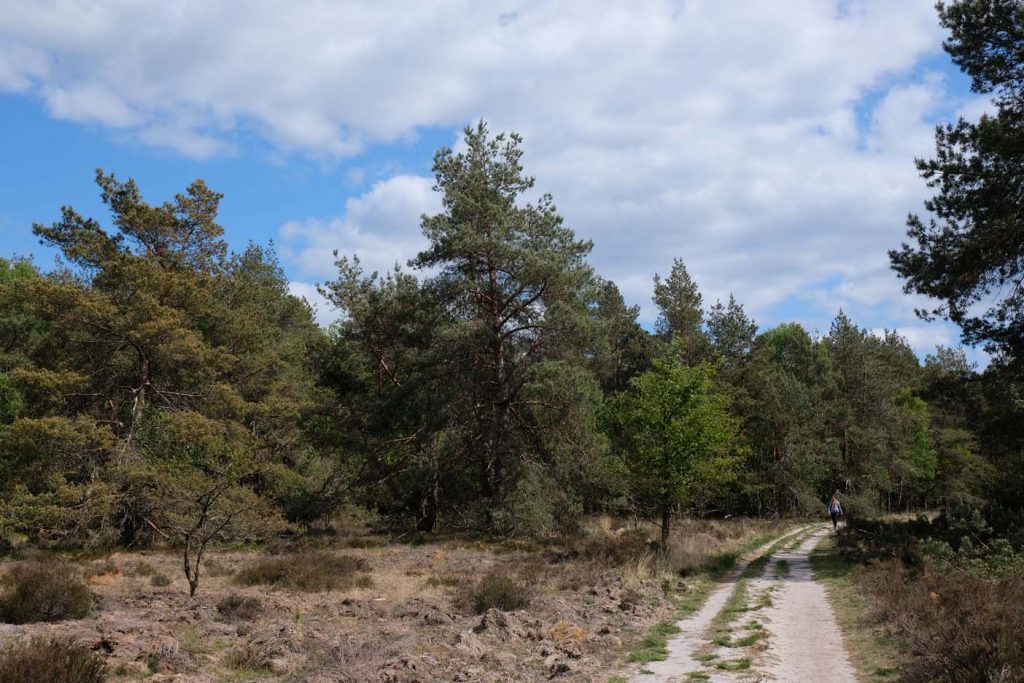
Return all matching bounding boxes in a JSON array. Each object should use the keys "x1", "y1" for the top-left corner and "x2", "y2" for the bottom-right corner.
[{"x1": 0, "y1": 1, "x2": 987, "y2": 356}]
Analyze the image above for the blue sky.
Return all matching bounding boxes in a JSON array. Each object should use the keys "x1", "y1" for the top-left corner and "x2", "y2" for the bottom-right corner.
[{"x1": 0, "y1": 1, "x2": 990, "y2": 363}]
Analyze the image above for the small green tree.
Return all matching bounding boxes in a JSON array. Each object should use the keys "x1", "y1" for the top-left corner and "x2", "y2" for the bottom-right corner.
[
  {"x1": 132, "y1": 412, "x2": 283, "y2": 596},
  {"x1": 614, "y1": 356, "x2": 739, "y2": 548}
]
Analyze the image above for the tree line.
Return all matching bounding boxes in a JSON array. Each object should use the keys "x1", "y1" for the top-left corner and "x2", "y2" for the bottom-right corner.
[{"x1": 1, "y1": 121, "x2": 1019, "y2": 566}]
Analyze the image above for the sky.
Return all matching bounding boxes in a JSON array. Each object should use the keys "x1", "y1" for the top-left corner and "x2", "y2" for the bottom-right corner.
[{"x1": 0, "y1": 1, "x2": 993, "y2": 364}]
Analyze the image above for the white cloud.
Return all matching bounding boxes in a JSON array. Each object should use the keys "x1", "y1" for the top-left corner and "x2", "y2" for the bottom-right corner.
[
  {"x1": 279, "y1": 174, "x2": 439, "y2": 279},
  {"x1": 0, "y1": 0, "x2": 994, "y2": 355},
  {"x1": 869, "y1": 324, "x2": 954, "y2": 353},
  {"x1": 287, "y1": 281, "x2": 337, "y2": 328}
]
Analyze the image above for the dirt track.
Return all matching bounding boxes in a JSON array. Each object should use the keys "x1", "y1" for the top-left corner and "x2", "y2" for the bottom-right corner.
[{"x1": 626, "y1": 524, "x2": 857, "y2": 682}]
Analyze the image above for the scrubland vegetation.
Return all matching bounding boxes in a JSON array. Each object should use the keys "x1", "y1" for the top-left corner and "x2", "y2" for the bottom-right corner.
[
  {"x1": 824, "y1": 506, "x2": 1024, "y2": 683},
  {"x1": 1, "y1": 0, "x2": 1023, "y2": 680},
  {"x1": 0, "y1": 516, "x2": 790, "y2": 680}
]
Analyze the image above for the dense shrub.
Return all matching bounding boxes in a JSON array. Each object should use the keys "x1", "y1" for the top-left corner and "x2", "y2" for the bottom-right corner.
[
  {"x1": 457, "y1": 570, "x2": 532, "y2": 614},
  {"x1": 859, "y1": 560, "x2": 1024, "y2": 683},
  {"x1": 840, "y1": 506, "x2": 1024, "y2": 577},
  {"x1": 217, "y1": 593, "x2": 263, "y2": 620},
  {"x1": 0, "y1": 636, "x2": 106, "y2": 683},
  {"x1": 841, "y1": 508, "x2": 1024, "y2": 682},
  {"x1": 0, "y1": 561, "x2": 92, "y2": 623},
  {"x1": 234, "y1": 552, "x2": 371, "y2": 592}
]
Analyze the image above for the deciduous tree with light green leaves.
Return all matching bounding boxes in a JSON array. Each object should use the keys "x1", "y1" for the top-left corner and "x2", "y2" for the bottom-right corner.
[{"x1": 613, "y1": 356, "x2": 739, "y2": 548}]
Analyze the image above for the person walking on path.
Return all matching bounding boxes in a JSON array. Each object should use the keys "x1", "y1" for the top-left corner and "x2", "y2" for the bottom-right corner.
[{"x1": 828, "y1": 493, "x2": 843, "y2": 530}]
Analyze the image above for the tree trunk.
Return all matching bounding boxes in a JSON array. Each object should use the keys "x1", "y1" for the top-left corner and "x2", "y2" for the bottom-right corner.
[
  {"x1": 183, "y1": 534, "x2": 200, "y2": 597},
  {"x1": 660, "y1": 503, "x2": 671, "y2": 550},
  {"x1": 488, "y1": 258, "x2": 512, "y2": 512},
  {"x1": 417, "y1": 459, "x2": 439, "y2": 532}
]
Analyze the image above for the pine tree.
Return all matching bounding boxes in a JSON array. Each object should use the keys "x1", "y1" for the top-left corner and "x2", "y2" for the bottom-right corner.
[
  {"x1": 890, "y1": 0, "x2": 1024, "y2": 363},
  {"x1": 707, "y1": 294, "x2": 758, "y2": 369},
  {"x1": 652, "y1": 258, "x2": 707, "y2": 364}
]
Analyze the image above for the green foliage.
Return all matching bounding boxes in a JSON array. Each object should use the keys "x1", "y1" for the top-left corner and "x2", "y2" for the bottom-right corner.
[
  {"x1": 0, "y1": 118, "x2": 1017, "y2": 551},
  {"x1": 0, "y1": 561, "x2": 92, "y2": 624},
  {"x1": 614, "y1": 357, "x2": 738, "y2": 543},
  {"x1": 653, "y1": 258, "x2": 707, "y2": 363},
  {"x1": 706, "y1": 294, "x2": 757, "y2": 370},
  {"x1": 0, "y1": 637, "x2": 106, "y2": 683},
  {"x1": 840, "y1": 510, "x2": 1024, "y2": 682},
  {"x1": 891, "y1": 0, "x2": 1024, "y2": 363},
  {"x1": 0, "y1": 172, "x2": 319, "y2": 558},
  {"x1": 588, "y1": 279, "x2": 655, "y2": 394},
  {"x1": 321, "y1": 123, "x2": 614, "y2": 535}
]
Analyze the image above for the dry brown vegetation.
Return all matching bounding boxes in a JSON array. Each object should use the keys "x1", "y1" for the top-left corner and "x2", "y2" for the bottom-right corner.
[
  {"x1": 856, "y1": 560, "x2": 1024, "y2": 682},
  {"x1": 233, "y1": 551, "x2": 371, "y2": 592},
  {"x1": 0, "y1": 635, "x2": 106, "y2": 683},
  {"x1": 0, "y1": 516, "x2": 792, "y2": 681},
  {"x1": 834, "y1": 512, "x2": 1024, "y2": 683}
]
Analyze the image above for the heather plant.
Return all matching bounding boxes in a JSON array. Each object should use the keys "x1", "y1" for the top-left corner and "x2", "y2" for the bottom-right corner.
[
  {"x1": 0, "y1": 637, "x2": 105, "y2": 683},
  {"x1": 0, "y1": 561, "x2": 92, "y2": 624}
]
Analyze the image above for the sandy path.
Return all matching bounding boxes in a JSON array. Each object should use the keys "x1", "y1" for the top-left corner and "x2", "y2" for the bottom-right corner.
[
  {"x1": 759, "y1": 526, "x2": 857, "y2": 682},
  {"x1": 626, "y1": 526, "x2": 810, "y2": 683}
]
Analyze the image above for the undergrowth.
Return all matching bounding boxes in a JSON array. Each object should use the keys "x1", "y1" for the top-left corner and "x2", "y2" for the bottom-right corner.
[
  {"x1": 837, "y1": 506, "x2": 1024, "y2": 682},
  {"x1": 0, "y1": 560, "x2": 93, "y2": 623},
  {"x1": 0, "y1": 636, "x2": 105, "y2": 683},
  {"x1": 234, "y1": 552, "x2": 371, "y2": 592}
]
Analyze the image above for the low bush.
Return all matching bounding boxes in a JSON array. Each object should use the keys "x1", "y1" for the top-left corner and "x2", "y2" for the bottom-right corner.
[
  {"x1": 857, "y1": 559, "x2": 1024, "y2": 682},
  {"x1": 0, "y1": 636, "x2": 106, "y2": 683},
  {"x1": 456, "y1": 569, "x2": 532, "y2": 614},
  {"x1": 425, "y1": 572, "x2": 461, "y2": 588},
  {"x1": 840, "y1": 507, "x2": 1024, "y2": 682},
  {"x1": 225, "y1": 640, "x2": 276, "y2": 672},
  {"x1": 234, "y1": 552, "x2": 371, "y2": 592},
  {"x1": 0, "y1": 561, "x2": 92, "y2": 623},
  {"x1": 150, "y1": 572, "x2": 172, "y2": 587},
  {"x1": 576, "y1": 528, "x2": 651, "y2": 566},
  {"x1": 300, "y1": 637, "x2": 400, "y2": 680},
  {"x1": 217, "y1": 593, "x2": 263, "y2": 621}
]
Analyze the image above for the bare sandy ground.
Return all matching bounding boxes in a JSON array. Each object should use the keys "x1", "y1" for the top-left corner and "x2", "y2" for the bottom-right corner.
[
  {"x1": 626, "y1": 524, "x2": 857, "y2": 682},
  {"x1": 759, "y1": 526, "x2": 857, "y2": 682},
  {"x1": 626, "y1": 526, "x2": 811, "y2": 683}
]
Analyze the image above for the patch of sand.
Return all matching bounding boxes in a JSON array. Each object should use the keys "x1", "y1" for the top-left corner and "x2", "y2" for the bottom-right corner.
[{"x1": 759, "y1": 526, "x2": 857, "y2": 682}]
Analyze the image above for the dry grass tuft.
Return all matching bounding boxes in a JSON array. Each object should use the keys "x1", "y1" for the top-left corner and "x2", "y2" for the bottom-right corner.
[
  {"x1": 150, "y1": 571, "x2": 172, "y2": 587},
  {"x1": 217, "y1": 593, "x2": 264, "y2": 621},
  {"x1": 456, "y1": 569, "x2": 533, "y2": 614},
  {"x1": 547, "y1": 620, "x2": 589, "y2": 644},
  {"x1": 125, "y1": 560, "x2": 155, "y2": 577},
  {"x1": 0, "y1": 636, "x2": 106, "y2": 683}
]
